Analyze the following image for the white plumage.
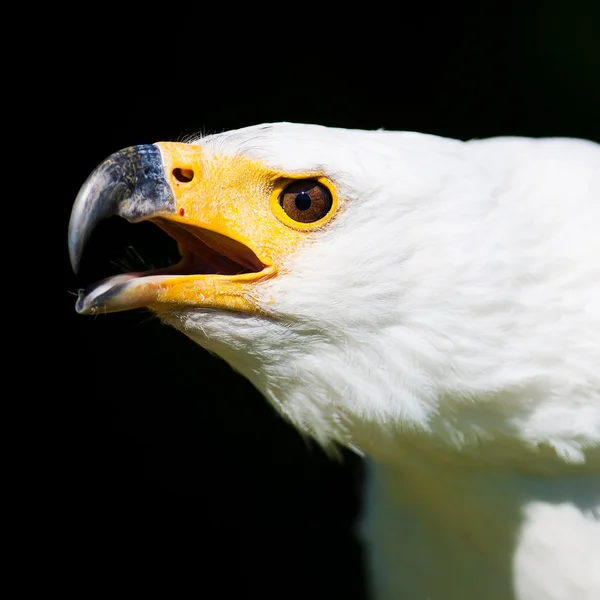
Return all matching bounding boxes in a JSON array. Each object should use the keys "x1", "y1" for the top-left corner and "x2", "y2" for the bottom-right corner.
[{"x1": 70, "y1": 123, "x2": 600, "y2": 599}]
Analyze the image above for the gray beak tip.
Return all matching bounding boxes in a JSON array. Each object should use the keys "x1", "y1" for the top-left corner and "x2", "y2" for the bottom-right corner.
[{"x1": 67, "y1": 144, "x2": 174, "y2": 278}]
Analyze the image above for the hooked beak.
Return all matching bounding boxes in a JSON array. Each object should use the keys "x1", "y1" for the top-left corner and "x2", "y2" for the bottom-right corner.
[{"x1": 68, "y1": 142, "x2": 274, "y2": 315}]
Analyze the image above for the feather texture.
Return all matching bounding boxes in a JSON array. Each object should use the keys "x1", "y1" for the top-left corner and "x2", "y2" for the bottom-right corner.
[{"x1": 152, "y1": 123, "x2": 599, "y2": 599}]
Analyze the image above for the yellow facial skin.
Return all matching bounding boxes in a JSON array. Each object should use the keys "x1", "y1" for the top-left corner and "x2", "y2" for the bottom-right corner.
[{"x1": 115, "y1": 142, "x2": 339, "y2": 316}]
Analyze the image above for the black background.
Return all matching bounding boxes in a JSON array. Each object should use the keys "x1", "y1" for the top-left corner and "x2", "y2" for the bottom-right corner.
[{"x1": 60, "y1": 3, "x2": 599, "y2": 598}]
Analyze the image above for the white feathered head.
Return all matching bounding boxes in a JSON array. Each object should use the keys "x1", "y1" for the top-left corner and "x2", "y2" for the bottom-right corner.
[{"x1": 69, "y1": 122, "x2": 600, "y2": 465}]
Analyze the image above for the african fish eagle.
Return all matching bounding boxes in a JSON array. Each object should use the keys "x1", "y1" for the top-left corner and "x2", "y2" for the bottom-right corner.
[{"x1": 69, "y1": 122, "x2": 600, "y2": 600}]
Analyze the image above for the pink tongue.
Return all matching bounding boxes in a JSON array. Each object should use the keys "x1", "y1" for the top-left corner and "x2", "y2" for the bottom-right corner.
[
  {"x1": 154, "y1": 220, "x2": 264, "y2": 275},
  {"x1": 192, "y1": 228, "x2": 263, "y2": 272}
]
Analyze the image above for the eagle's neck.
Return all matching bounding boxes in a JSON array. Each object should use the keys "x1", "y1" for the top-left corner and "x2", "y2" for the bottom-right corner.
[{"x1": 360, "y1": 454, "x2": 600, "y2": 600}]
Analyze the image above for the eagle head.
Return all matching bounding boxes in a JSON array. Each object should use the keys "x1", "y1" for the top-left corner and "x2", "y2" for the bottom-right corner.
[{"x1": 69, "y1": 122, "x2": 600, "y2": 466}]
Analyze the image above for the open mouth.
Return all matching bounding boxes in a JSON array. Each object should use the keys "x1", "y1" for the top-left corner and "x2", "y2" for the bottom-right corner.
[
  {"x1": 74, "y1": 219, "x2": 273, "y2": 315},
  {"x1": 150, "y1": 219, "x2": 267, "y2": 277},
  {"x1": 68, "y1": 142, "x2": 276, "y2": 315}
]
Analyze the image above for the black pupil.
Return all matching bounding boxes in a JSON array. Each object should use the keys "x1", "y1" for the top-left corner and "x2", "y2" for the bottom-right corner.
[{"x1": 295, "y1": 192, "x2": 311, "y2": 211}]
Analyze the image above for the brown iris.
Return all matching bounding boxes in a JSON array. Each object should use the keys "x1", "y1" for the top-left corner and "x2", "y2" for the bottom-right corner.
[{"x1": 279, "y1": 180, "x2": 333, "y2": 223}]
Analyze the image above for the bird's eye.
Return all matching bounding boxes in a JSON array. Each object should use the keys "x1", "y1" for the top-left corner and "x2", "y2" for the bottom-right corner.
[{"x1": 279, "y1": 180, "x2": 333, "y2": 224}]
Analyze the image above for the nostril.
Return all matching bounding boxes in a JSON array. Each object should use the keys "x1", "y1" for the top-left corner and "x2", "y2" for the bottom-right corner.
[{"x1": 173, "y1": 168, "x2": 194, "y2": 183}]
